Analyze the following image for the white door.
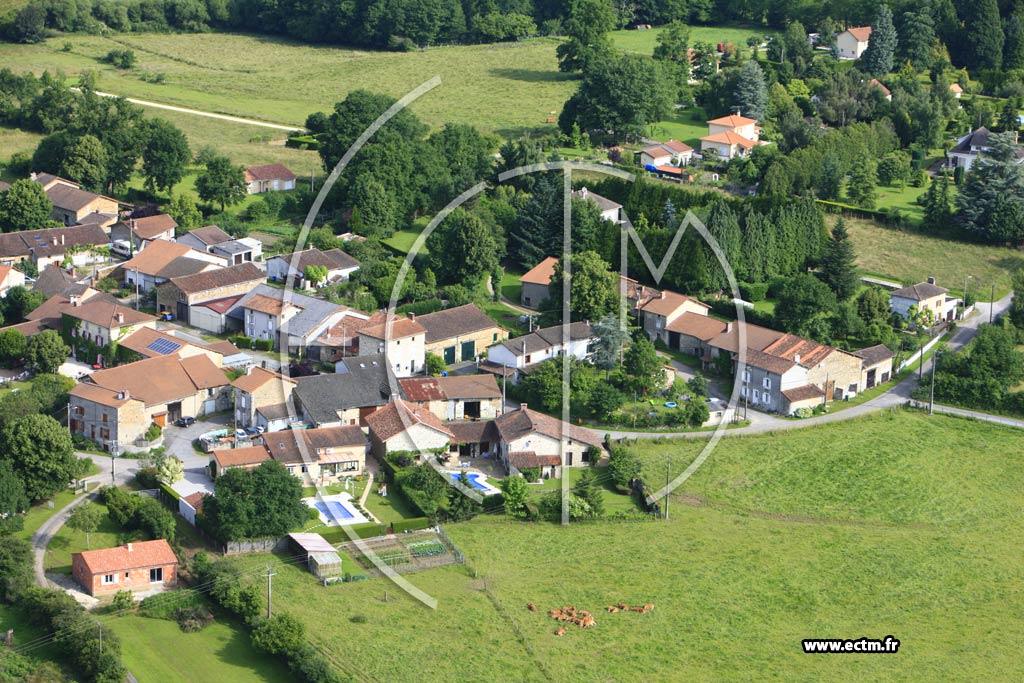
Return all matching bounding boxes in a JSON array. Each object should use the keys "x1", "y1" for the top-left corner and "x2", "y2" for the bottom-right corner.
[{"x1": 204, "y1": 399, "x2": 216, "y2": 414}]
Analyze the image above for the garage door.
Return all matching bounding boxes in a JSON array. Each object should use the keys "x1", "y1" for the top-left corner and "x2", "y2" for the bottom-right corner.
[
  {"x1": 460, "y1": 340, "x2": 476, "y2": 361},
  {"x1": 204, "y1": 399, "x2": 217, "y2": 415},
  {"x1": 443, "y1": 346, "x2": 456, "y2": 364}
]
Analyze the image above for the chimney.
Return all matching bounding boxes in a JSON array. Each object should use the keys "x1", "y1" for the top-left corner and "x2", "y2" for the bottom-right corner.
[
  {"x1": 580, "y1": 187, "x2": 588, "y2": 197},
  {"x1": 70, "y1": 295, "x2": 80, "y2": 307},
  {"x1": 120, "y1": 388, "x2": 130, "y2": 400},
  {"x1": 30, "y1": 172, "x2": 37, "y2": 181},
  {"x1": 52, "y1": 236, "x2": 58, "y2": 246},
  {"x1": 927, "y1": 276, "x2": 936, "y2": 285},
  {"x1": 519, "y1": 402, "x2": 528, "y2": 412},
  {"x1": 725, "y1": 321, "x2": 733, "y2": 333},
  {"x1": 659, "y1": 290, "x2": 666, "y2": 299},
  {"x1": 408, "y1": 312, "x2": 415, "y2": 322},
  {"x1": 61, "y1": 234, "x2": 65, "y2": 245},
  {"x1": 116, "y1": 312, "x2": 124, "y2": 324},
  {"x1": 127, "y1": 542, "x2": 133, "y2": 552},
  {"x1": 794, "y1": 353, "x2": 800, "y2": 364}
]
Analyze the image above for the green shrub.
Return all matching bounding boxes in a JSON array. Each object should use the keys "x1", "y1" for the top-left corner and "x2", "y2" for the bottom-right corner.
[
  {"x1": 232, "y1": 335, "x2": 254, "y2": 349},
  {"x1": 793, "y1": 407, "x2": 813, "y2": 418},
  {"x1": 518, "y1": 467, "x2": 541, "y2": 482},
  {"x1": 144, "y1": 423, "x2": 162, "y2": 442},
  {"x1": 739, "y1": 282, "x2": 768, "y2": 302},
  {"x1": 391, "y1": 517, "x2": 431, "y2": 533},
  {"x1": 253, "y1": 338, "x2": 274, "y2": 352},
  {"x1": 349, "y1": 614, "x2": 367, "y2": 623}
]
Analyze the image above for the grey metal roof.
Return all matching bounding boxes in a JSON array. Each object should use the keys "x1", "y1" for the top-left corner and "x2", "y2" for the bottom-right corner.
[
  {"x1": 230, "y1": 284, "x2": 343, "y2": 339},
  {"x1": 293, "y1": 354, "x2": 403, "y2": 424}
]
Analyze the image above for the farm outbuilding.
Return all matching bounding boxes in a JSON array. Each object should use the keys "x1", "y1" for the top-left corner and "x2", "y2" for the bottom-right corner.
[
  {"x1": 309, "y1": 551, "x2": 343, "y2": 579},
  {"x1": 288, "y1": 532, "x2": 342, "y2": 579}
]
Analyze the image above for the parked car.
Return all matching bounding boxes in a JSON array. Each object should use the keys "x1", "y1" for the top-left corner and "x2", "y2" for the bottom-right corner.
[
  {"x1": 111, "y1": 239, "x2": 132, "y2": 258},
  {"x1": 176, "y1": 416, "x2": 196, "y2": 427},
  {"x1": 160, "y1": 312, "x2": 174, "y2": 321},
  {"x1": 244, "y1": 426, "x2": 264, "y2": 437}
]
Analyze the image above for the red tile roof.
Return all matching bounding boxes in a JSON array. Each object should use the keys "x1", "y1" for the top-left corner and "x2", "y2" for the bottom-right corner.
[
  {"x1": 781, "y1": 384, "x2": 824, "y2": 403},
  {"x1": 364, "y1": 399, "x2": 453, "y2": 442},
  {"x1": 494, "y1": 407, "x2": 603, "y2": 449},
  {"x1": 232, "y1": 366, "x2": 296, "y2": 393},
  {"x1": 844, "y1": 26, "x2": 872, "y2": 42},
  {"x1": 637, "y1": 289, "x2": 708, "y2": 316},
  {"x1": 359, "y1": 315, "x2": 425, "y2": 340},
  {"x1": 666, "y1": 311, "x2": 727, "y2": 339},
  {"x1": 214, "y1": 445, "x2": 270, "y2": 469},
  {"x1": 399, "y1": 374, "x2": 501, "y2": 402},
  {"x1": 74, "y1": 539, "x2": 177, "y2": 575},
  {"x1": 519, "y1": 256, "x2": 559, "y2": 286},
  {"x1": 707, "y1": 114, "x2": 758, "y2": 127},
  {"x1": 509, "y1": 451, "x2": 561, "y2": 468},
  {"x1": 245, "y1": 163, "x2": 296, "y2": 182},
  {"x1": 701, "y1": 131, "x2": 757, "y2": 148}
]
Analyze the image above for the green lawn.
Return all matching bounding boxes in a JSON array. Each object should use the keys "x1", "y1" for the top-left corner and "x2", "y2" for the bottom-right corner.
[
  {"x1": 644, "y1": 106, "x2": 709, "y2": 149},
  {"x1": 361, "y1": 484, "x2": 421, "y2": 525},
  {"x1": 611, "y1": 25, "x2": 772, "y2": 56},
  {"x1": 18, "y1": 489, "x2": 79, "y2": 540},
  {"x1": 478, "y1": 299, "x2": 529, "y2": 337},
  {"x1": 499, "y1": 268, "x2": 524, "y2": 304},
  {"x1": 382, "y1": 229, "x2": 428, "y2": 255},
  {"x1": 107, "y1": 615, "x2": 293, "y2": 683},
  {"x1": 44, "y1": 502, "x2": 124, "y2": 575},
  {"x1": 193, "y1": 409, "x2": 1024, "y2": 682},
  {"x1": 843, "y1": 216, "x2": 1023, "y2": 300},
  {"x1": 0, "y1": 126, "x2": 43, "y2": 172}
]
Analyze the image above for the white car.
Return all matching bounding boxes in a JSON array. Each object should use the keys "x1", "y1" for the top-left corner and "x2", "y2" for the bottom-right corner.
[{"x1": 111, "y1": 240, "x2": 132, "y2": 257}]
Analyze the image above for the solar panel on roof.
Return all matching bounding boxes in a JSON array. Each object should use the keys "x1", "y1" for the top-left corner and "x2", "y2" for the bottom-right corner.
[{"x1": 146, "y1": 338, "x2": 182, "y2": 355}]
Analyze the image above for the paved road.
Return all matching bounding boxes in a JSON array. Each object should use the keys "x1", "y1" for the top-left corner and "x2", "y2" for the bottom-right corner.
[
  {"x1": 607, "y1": 292, "x2": 1015, "y2": 441},
  {"x1": 92, "y1": 90, "x2": 302, "y2": 131}
]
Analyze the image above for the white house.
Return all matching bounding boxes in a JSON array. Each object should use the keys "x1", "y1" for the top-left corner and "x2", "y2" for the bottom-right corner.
[
  {"x1": 365, "y1": 398, "x2": 453, "y2": 458},
  {"x1": 640, "y1": 140, "x2": 694, "y2": 168},
  {"x1": 571, "y1": 187, "x2": 622, "y2": 223},
  {"x1": 357, "y1": 314, "x2": 426, "y2": 378},
  {"x1": 837, "y1": 26, "x2": 872, "y2": 59},
  {"x1": 700, "y1": 114, "x2": 760, "y2": 160},
  {"x1": 245, "y1": 164, "x2": 297, "y2": 194},
  {"x1": 889, "y1": 278, "x2": 959, "y2": 323},
  {"x1": 485, "y1": 322, "x2": 595, "y2": 378},
  {"x1": 266, "y1": 248, "x2": 360, "y2": 289},
  {"x1": 493, "y1": 405, "x2": 605, "y2": 478},
  {"x1": 947, "y1": 127, "x2": 1024, "y2": 172}
]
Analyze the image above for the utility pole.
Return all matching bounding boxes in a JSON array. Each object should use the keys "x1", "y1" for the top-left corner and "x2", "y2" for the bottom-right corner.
[
  {"x1": 109, "y1": 441, "x2": 116, "y2": 486},
  {"x1": 134, "y1": 267, "x2": 140, "y2": 311},
  {"x1": 265, "y1": 565, "x2": 276, "y2": 619},
  {"x1": 98, "y1": 622, "x2": 102, "y2": 654},
  {"x1": 963, "y1": 275, "x2": 971, "y2": 319},
  {"x1": 501, "y1": 364, "x2": 507, "y2": 415},
  {"x1": 990, "y1": 283, "x2": 995, "y2": 323},
  {"x1": 664, "y1": 454, "x2": 671, "y2": 520},
  {"x1": 633, "y1": 391, "x2": 638, "y2": 429},
  {"x1": 66, "y1": 402, "x2": 71, "y2": 436},
  {"x1": 929, "y1": 351, "x2": 938, "y2": 415}
]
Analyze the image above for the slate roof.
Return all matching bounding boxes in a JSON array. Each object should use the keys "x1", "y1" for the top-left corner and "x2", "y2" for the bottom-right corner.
[
  {"x1": 294, "y1": 355, "x2": 400, "y2": 424},
  {"x1": 74, "y1": 540, "x2": 177, "y2": 575},
  {"x1": 493, "y1": 407, "x2": 603, "y2": 449},
  {"x1": 416, "y1": 303, "x2": 501, "y2": 343},
  {"x1": 271, "y1": 248, "x2": 359, "y2": 273},
  {"x1": 853, "y1": 344, "x2": 895, "y2": 367},
  {"x1": 889, "y1": 281, "x2": 948, "y2": 301},
  {"x1": 572, "y1": 187, "x2": 621, "y2": 213},
  {"x1": 185, "y1": 225, "x2": 233, "y2": 247},
  {"x1": 0, "y1": 224, "x2": 108, "y2": 259},
  {"x1": 364, "y1": 398, "x2": 453, "y2": 442},
  {"x1": 169, "y1": 262, "x2": 264, "y2": 295},
  {"x1": 497, "y1": 322, "x2": 594, "y2": 357},
  {"x1": 233, "y1": 284, "x2": 343, "y2": 339}
]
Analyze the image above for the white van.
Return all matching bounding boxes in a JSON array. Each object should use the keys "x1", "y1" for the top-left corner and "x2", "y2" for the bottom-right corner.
[{"x1": 111, "y1": 240, "x2": 132, "y2": 258}]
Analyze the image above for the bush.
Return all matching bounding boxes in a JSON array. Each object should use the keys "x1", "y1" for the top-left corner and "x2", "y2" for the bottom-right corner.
[
  {"x1": 287, "y1": 645, "x2": 344, "y2": 683},
  {"x1": 251, "y1": 613, "x2": 306, "y2": 656},
  {"x1": 349, "y1": 614, "x2": 367, "y2": 624},
  {"x1": 144, "y1": 423, "x2": 162, "y2": 442},
  {"x1": 518, "y1": 466, "x2": 541, "y2": 482},
  {"x1": 174, "y1": 605, "x2": 214, "y2": 632},
  {"x1": 391, "y1": 517, "x2": 431, "y2": 533},
  {"x1": 793, "y1": 407, "x2": 812, "y2": 418},
  {"x1": 102, "y1": 48, "x2": 136, "y2": 68},
  {"x1": 134, "y1": 466, "x2": 159, "y2": 489},
  {"x1": 738, "y1": 281, "x2": 768, "y2": 302},
  {"x1": 232, "y1": 335, "x2": 254, "y2": 349},
  {"x1": 253, "y1": 338, "x2": 274, "y2": 352}
]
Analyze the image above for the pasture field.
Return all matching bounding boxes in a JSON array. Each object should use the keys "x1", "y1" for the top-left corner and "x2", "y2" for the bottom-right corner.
[
  {"x1": 611, "y1": 25, "x2": 772, "y2": 55},
  {"x1": 0, "y1": 33, "x2": 576, "y2": 137},
  {"x1": 203, "y1": 410, "x2": 1024, "y2": 683},
  {"x1": 108, "y1": 615, "x2": 293, "y2": 683},
  {"x1": 840, "y1": 216, "x2": 1022, "y2": 299}
]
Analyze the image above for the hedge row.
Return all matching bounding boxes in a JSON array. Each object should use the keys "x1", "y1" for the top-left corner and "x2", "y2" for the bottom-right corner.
[
  {"x1": 253, "y1": 338, "x2": 274, "y2": 352},
  {"x1": 232, "y1": 335, "x2": 254, "y2": 349},
  {"x1": 286, "y1": 134, "x2": 320, "y2": 150},
  {"x1": 392, "y1": 517, "x2": 431, "y2": 533}
]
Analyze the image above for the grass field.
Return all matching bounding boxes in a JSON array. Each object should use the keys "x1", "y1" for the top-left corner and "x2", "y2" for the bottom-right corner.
[
  {"x1": 611, "y1": 25, "x2": 772, "y2": 55},
  {"x1": 0, "y1": 33, "x2": 575, "y2": 138},
  {"x1": 644, "y1": 105, "x2": 708, "y2": 149},
  {"x1": 841, "y1": 217, "x2": 1023, "y2": 299},
  {"x1": 180, "y1": 409, "x2": 1024, "y2": 683},
  {"x1": 108, "y1": 615, "x2": 293, "y2": 683}
]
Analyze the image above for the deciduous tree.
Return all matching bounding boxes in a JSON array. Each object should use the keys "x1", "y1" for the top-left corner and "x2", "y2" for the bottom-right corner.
[
  {"x1": 0, "y1": 179, "x2": 52, "y2": 232},
  {"x1": 0, "y1": 414, "x2": 76, "y2": 501}
]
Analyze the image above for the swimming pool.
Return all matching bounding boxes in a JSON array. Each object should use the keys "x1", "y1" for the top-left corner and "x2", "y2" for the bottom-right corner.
[
  {"x1": 304, "y1": 494, "x2": 368, "y2": 526},
  {"x1": 315, "y1": 500, "x2": 355, "y2": 520},
  {"x1": 447, "y1": 471, "x2": 501, "y2": 495}
]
